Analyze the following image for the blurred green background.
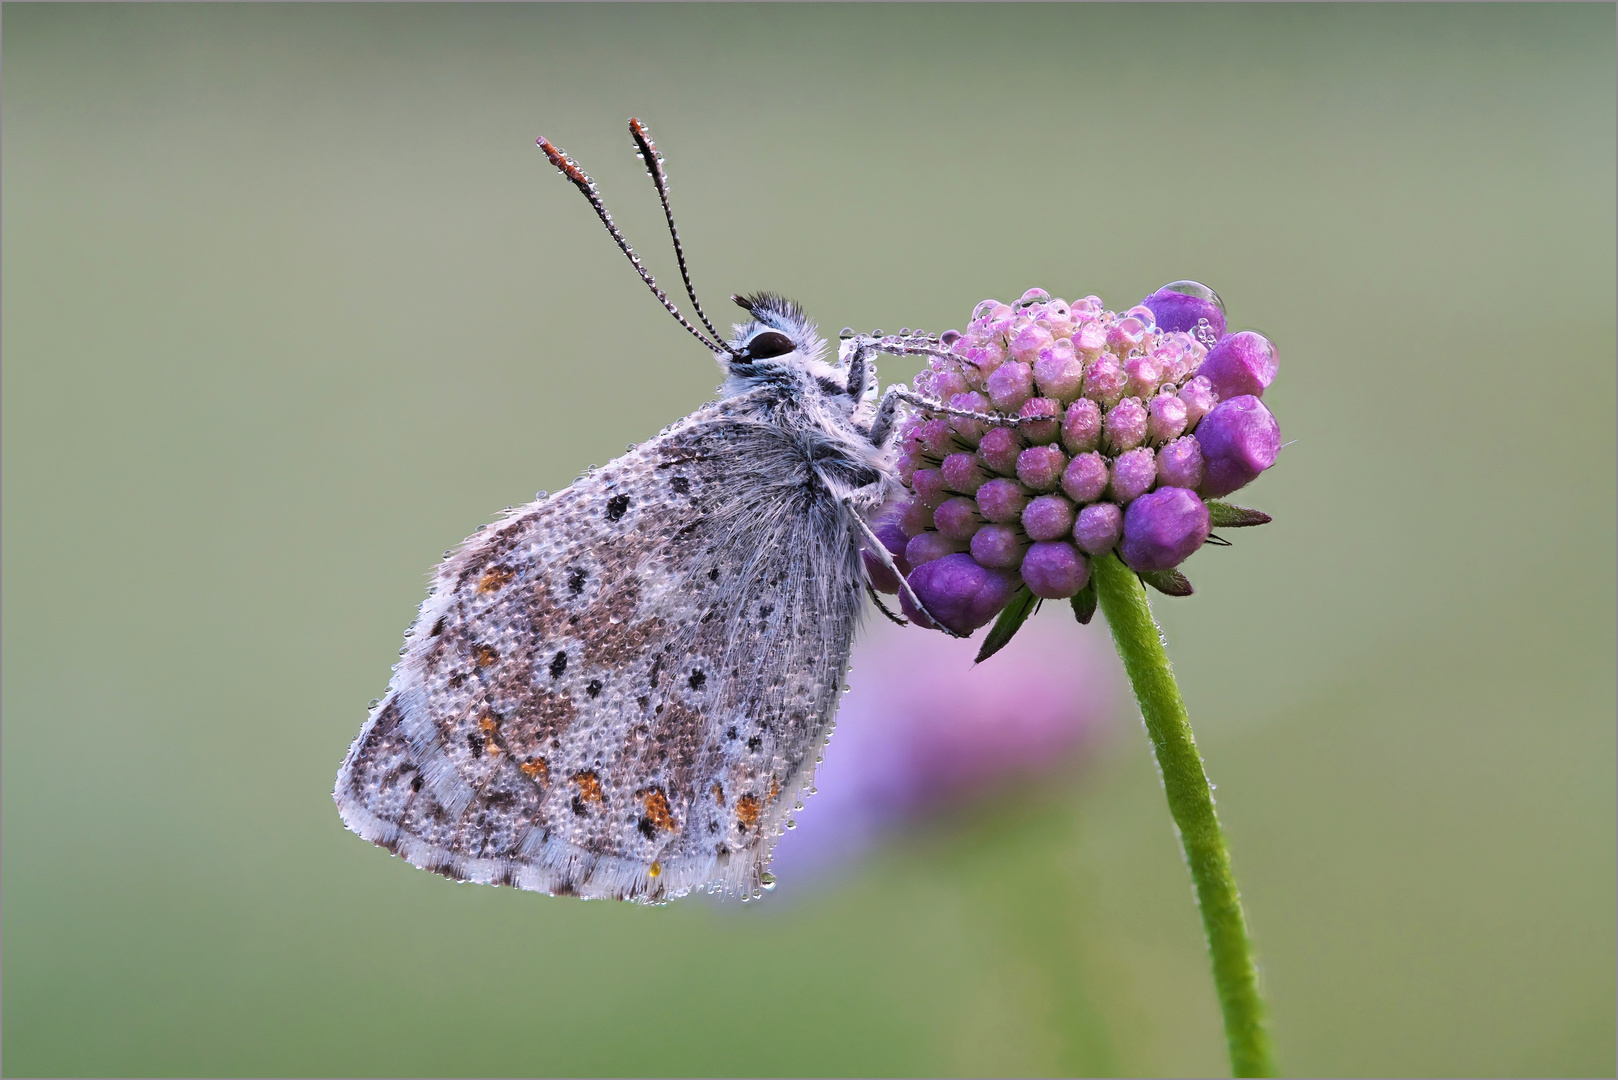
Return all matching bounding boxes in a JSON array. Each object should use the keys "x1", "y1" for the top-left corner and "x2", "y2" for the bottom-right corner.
[{"x1": 4, "y1": 4, "x2": 1614, "y2": 1076}]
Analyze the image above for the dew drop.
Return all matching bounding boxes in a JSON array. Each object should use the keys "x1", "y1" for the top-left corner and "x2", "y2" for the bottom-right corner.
[
  {"x1": 784, "y1": 819, "x2": 797, "y2": 830},
  {"x1": 839, "y1": 327, "x2": 855, "y2": 339},
  {"x1": 1158, "y1": 279, "x2": 1225, "y2": 315},
  {"x1": 760, "y1": 871, "x2": 777, "y2": 890},
  {"x1": 368, "y1": 698, "x2": 380, "y2": 709}
]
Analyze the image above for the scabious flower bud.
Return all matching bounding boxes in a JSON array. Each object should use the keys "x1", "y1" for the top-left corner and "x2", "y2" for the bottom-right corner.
[
  {"x1": 986, "y1": 361, "x2": 1034, "y2": 412},
  {"x1": 1120, "y1": 487, "x2": 1211, "y2": 572},
  {"x1": 1033, "y1": 339, "x2": 1085, "y2": 402},
  {"x1": 1156, "y1": 435, "x2": 1206, "y2": 490},
  {"x1": 1195, "y1": 394, "x2": 1280, "y2": 498},
  {"x1": 1021, "y1": 541, "x2": 1090, "y2": 599},
  {"x1": 1022, "y1": 493, "x2": 1076, "y2": 541},
  {"x1": 1061, "y1": 451, "x2": 1109, "y2": 504},
  {"x1": 862, "y1": 513, "x2": 911, "y2": 593},
  {"x1": 1180, "y1": 376, "x2": 1218, "y2": 429},
  {"x1": 912, "y1": 467, "x2": 949, "y2": 508},
  {"x1": 1197, "y1": 331, "x2": 1278, "y2": 400},
  {"x1": 1061, "y1": 398, "x2": 1102, "y2": 454},
  {"x1": 898, "y1": 286, "x2": 1278, "y2": 628},
  {"x1": 906, "y1": 531, "x2": 967, "y2": 569},
  {"x1": 975, "y1": 477, "x2": 1029, "y2": 523},
  {"x1": 1104, "y1": 396, "x2": 1148, "y2": 453},
  {"x1": 933, "y1": 496, "x2": 982, "y2": 541},
  {"x1": 941, "y1": 451, "x2": 989, "y2": 495},
  {"x1": 903, "y1": 553, "x2": 1020, "y2": 634},
  {"x1": 1016, "y1": 444, "x2": 1068, "y2": 493},
  {"x1": 976, "y1": 426, "x2": 1023, "y2": 475},
  {"x1": 1018, "y1": 397, "x2": 1061, "y2": 445},
  {"x1": 1073, "y1": 501, "x2": 1124, "y2": 555},
  {"x1": 970, "y1": 523, "x2": 1026, "y2": 570},
  {"x1": 1147, "y1": 393, "x2": 1188, "y2": 445},
  {"x1": 1141, "y1": 281, "x2": 1227, "y2": 339},
  {"x1": 1108, "y1": 446, "x2": 1157, "y2": 505}
]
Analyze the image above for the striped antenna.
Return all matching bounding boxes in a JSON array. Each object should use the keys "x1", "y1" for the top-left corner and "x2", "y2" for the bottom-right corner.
[
  {"x1": 627, "y1": 118, "x2": 725, "y2": 346},
  {"x1": 536, "y1": 134, "x2": 732, "y2": 355}
]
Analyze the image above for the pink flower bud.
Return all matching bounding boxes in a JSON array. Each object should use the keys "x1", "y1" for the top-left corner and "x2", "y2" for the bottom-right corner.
[
  {"x1": 977, "y1": 426, "x2": 1023, "y2": 475},
  {"x1": 1021, "y1": 541, "x2": 1090, "y2": 599},
  {"x1": 1010, "y1": 323, "x2": 1055, "y2": 363},
  {"x1": 1124, "y1": 357, "x2": 1164, "y2": 400},
  {"x1": 1018, "y1": 397, "x2": 1061, "y2": 446},
  {"x1": 1104, "y1": 396, "x2": 1148, "y2": 452},
  {"x1": 1060, "y1": 451, "x2": 1109, "y2": 504},
  {"x1": 1082, "y1": 354, "x2": 1126, "y2": 407},
  {"x1": 1108, "y1": 446, "x2": 1158, "y2": 505},
  {"x1": 1155, "y1": 435, "x2": 1206, "y2": 490},
  {"x1": 1074, "y1": 320, "x2": 1107, "y2": 354},
  {"x1": 1147, "y1": 393, "x2": 1188, "y2": 445},
  {"x1": 1072, "y1": 502, "x2": 1123, "y2": 555},
  {"x1": 941, "y1": 451, "x2": 989, "y2": 495},
  {"x1": 898, "y1": 498, "x2": 933, "y2": 538},
  {"x1": 1107, "y1": 316, "x2": 1148, "y2": 352},
  {"x1": 917, "y1": 417, "x2": 955, "y2": 458},
  {"x1": 1015, "y1": 444, "x2": 1068, "y2": 493},
  {"x1": 1195, "y1": 395, "x2": 1280, "y2": 498},
  {"x1": 1033, "y1": 338, "x2": 1084, "y2": 402},
  {"x1": 912, "y1": 467, "x2": 949, "y2": 508},
  {"x1": 1197, "y1": 331, "x2": 1278, "y2": 400},
  {"x1": 933, "y1": 496, "x2": 982, "y2": 542},
  {"x1": 1061, "y1": 399, "x2": 1102, "y2": 454},
  {"x1": 986, "y1": 361, "x2": 1034, "y2": 412},
  {"x1": 974, "y1": 478, "x2": 1030, "y2": 523},
  {"x1": 1022, "y1": 493, "x2": 1077, "y2": 541},
  {"x1": 970, "y1": 523, "x2": 1026, "y2": 570},
  {"x1": 905, "y1": 530, "x2": 968, "y2": 568},
  {"x1": 948, "y1": 391, "x2": 990, "y2": 446},
  {"x1": 1179, "y1": 375, "x2": 1218, "y2": 428}
]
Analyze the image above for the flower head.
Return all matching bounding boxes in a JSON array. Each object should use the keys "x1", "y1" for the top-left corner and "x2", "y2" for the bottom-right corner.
[{"x1": 886, "y1": 283, "x2": 1281, "y2": 633}]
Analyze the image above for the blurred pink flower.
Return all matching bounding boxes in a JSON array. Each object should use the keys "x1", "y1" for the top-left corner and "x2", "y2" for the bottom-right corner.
[{"x1": 767, "y1": 610, "x2": 1122, "y2": 884}]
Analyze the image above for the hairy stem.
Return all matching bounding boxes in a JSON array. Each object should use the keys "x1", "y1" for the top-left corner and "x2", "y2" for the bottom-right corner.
[{"x1": 1091, "y1": 552, "x2": 1275, "y2": 1077}]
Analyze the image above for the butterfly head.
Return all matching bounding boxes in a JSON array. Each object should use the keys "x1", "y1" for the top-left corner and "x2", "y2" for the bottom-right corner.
[{"x1": 723, "y1": 292, "x2": 835, "y2": 389}]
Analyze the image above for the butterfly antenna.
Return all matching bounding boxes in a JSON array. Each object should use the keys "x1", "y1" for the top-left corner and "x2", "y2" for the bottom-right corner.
[
  {"x1": 536, "y1": 134, "x2": 733, "y2": 355},
  {"x1": 627, "y1": 118, "x2": 726, "y2": 346}
]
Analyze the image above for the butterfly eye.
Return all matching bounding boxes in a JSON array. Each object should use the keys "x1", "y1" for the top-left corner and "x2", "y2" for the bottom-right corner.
[{"x1": 744, "y1": 331, "x2": 795, "y2": 359}]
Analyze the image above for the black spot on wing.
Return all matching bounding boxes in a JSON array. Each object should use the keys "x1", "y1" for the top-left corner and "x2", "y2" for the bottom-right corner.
[{"x1": 606, "y1": 494, "x2": 630, "y2": 521}]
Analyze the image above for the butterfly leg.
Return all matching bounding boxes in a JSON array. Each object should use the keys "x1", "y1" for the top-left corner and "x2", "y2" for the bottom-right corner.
[{"x1": 867, "y1": 385, "x2": 1029, "y2": 447}]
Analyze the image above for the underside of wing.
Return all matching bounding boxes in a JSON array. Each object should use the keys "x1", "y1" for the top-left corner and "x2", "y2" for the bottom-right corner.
[{"x1": 334, "y1": 406, "x2": 868, "y2": 902}]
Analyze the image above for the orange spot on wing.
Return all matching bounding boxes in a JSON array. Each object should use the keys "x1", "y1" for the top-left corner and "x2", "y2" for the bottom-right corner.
[
  {"x1": 648, "y1": 861, "x2": 662, "y2": 878},
  {"x1": 477, "y1": 566, "x2": 514, "y2": 594},
  {"x1": 571, "y1": 770, "x2": 603, "y2": 804},
  {"x1": 643, "y1": 789, "x2": 677, "y2": 832},
  {"x1": 477, "y1": 715, "x2": 501, "y2": 755},
  {"x1": 769, "y1": 777, "x2": 781, "y2": 803},
  {"x1": 520, "y1": 757, "x2": 549, "y2": 783},
  {"x1": 474, "y1": 645, "x2": 499, "y2": 667},
  {"x1": 712, "y1": 782, "x2": 725, "y2": 807},
  {"x1": 735, "y1": 794, "x2": 761, "y2": 831}
]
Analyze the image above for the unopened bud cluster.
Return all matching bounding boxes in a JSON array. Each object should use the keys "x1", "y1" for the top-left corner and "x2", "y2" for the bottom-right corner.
[{"x1": 870, "y1": 283, "x2": 1280, "y2": 635}]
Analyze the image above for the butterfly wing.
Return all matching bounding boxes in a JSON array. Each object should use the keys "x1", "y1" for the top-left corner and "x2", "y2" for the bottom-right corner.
[{"x1": 334, "y1": 404, "x2": 868, "y2": 902}]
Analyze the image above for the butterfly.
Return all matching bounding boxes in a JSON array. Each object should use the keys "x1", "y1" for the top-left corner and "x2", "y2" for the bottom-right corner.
[{"x1": 333, "y1": 118, "x2": 971, "y2": 902}]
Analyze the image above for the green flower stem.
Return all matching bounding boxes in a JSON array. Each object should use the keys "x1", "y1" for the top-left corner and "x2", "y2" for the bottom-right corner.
[{"x1": 1091, "y1": 552, "x2": 1275, "y2": 1078}]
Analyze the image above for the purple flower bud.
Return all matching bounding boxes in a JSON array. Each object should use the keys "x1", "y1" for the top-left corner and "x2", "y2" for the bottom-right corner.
[
  {"x1": 1021, "y1": 493, "x2": 1076, "y2": 541},
  {"x1": 912, "y1": 467, "x2": 949, "y2": 508},
  {"x1": 1108, "y1": 446, "x2": 1158, "y2": 505},
  {"x1": 943, "y1": 391, "x2": 987, "y2": 446},
  {"x1": 1015, "y1": 444, "x2": 1068, "y2": 493},
  {"x1": 1073, "y1": 320, "x2": 1107, "y2": 354},
  {"x1": 933, "y1": 496, "x2": 982, "y2": 542},
  {"x1": 1010, "y1": 322, "x2": 1054, "y2": 363},
  {"x1": 904, "y1": 553, "x2": 1020, "y2": 634},
  {"x1": 976, "y1": 426, "x2": 1023, "y2": 475},
  {"x1": 1072, "y1": 502, "x2": 1124, "y2": 555},
  {"x1": 1061, "y1": 398, "x2": 1102, "y2": 454},
  {"x1": 1124, "y1": 357, "x2": 1164, "y2": 400},
  {"x1": 863, "y1": 549, "x2": 901, "y2": 594},
  {"x1": 1155, "y1": 435, "x2": 1206, "y2": 490},
  {"x1": 896, "y1": 452, "x2": 919, "y2": 483},
  {"x1": 1195, "y1": 394, "x2": 1280, "y2": 498},
  {"x1": 905, "y1": 530, "x2": 967, "y2": 569},
  {"x1": 1197, "y1": 331, "x2": 1277, "y2": 400},
  {"x1": 862, "y1": 514, "x2": 910, "y2": 594},
  {"x1": 941, "y1": 451, "x2": 989, "y2": 495},
  {"x1": 1033, "y1": 338, "x2": 1084, "y2": 402},
  {"x1": 927, "y1": 367, "x2": 971, "y2": 402},
  {"x1": 969, "y1": 523, "x2": 1026, "y2": 570},
  {"x1": 974, "y1": 477, "x2": 1029, "y2": 523},
  {"x1": 1141, "y1": 281, "x2": 1227, "y2": 339},
  {"x1": 1021, "y1": 540, "x2": 1091, "y2": 600},
  {"x1": 986, "y1": 360, "x2": 1034, "y2": 412},
  {"x1": 1104, "y1": 396, "x2": 1148, "y2": 452},
  {"x1": 1147, "y1": 393, "x2": 1188, "y2": 445},
  {"x1": 1082, "y1": 354, "x2": 1126, "y2": 407},
  {"x1": 898, "y1": 498, "x2": 933, "y2": 538},
  {"x1": 1060, "y1": 451, "x2": 1109, "y2": 504},
  {"x1": 1120, "y1": 487, "x2": 1211, "y2": 572},
  {"x1": 1180, "y1": 376, "x2": 1218, "y2": 428},
  {"x1": 1017, "y1": 397, "x2": 1061, "y2": 446},
  {"x1": 917, "y1": 417, "x2": 955, "y2": 458}
]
